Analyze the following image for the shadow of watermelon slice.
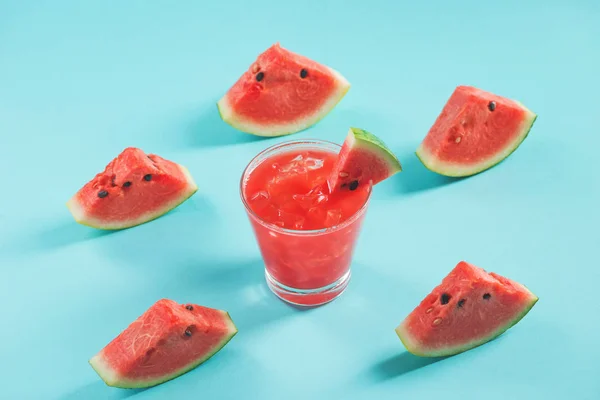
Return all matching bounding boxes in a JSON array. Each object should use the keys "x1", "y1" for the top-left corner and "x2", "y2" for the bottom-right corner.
[
  {"x1": 180, "y1": 104, "x2": 273, "y2": 148},
  {"x1": 372, "y1": 351, "x2": 446, "y2": 380},
  {"x1": 58, "y1": 381, "x2": 145, "y2": 399},
  {"x1": 4, "y1": 220, "x2": 119, "y2": 260},
  {"x1": 395, "y1": 152, "x2": 463, "y2": 194},
  {"x1": 5, "y1": 194, "x2": 210, "y2": 260}
]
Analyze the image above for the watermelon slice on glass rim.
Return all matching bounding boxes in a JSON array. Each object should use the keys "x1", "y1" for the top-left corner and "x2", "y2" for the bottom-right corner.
[{"x1": 328, "y1": 127, "x2": 402, "y2": 193}]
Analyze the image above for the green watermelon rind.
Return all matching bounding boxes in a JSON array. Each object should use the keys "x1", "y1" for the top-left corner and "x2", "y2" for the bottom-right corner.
[
  {"x1": 395, "y1": 289, "x2": 538, "y2": 358},
  {"x1": 349, "y1": 127, "x2": 403, "y2": 174},
  {"x1": 89, "y1": 311, "x2": 238, "y2": 389},
  {"x1": 217, "y1": 67, "x2": 351, "y2": 137},
  {"x1": 416, "y1": 104, "x2": 537, "y2": 177},
  {"x1": 67, "y1": 165, "x2": 198, "y2": 230}
]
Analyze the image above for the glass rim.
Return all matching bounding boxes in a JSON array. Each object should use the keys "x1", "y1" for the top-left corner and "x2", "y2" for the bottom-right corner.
[{"x1": 239, "y1": 138, "x2": 372, "y2": 236}]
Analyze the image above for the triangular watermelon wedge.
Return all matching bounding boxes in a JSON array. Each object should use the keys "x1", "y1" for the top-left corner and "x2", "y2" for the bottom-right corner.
[
  {"x1": 67, "y1": 148, "x2": 197, "y2": 230},
  {"x1": 396, "y1": 261, "x2": 538, "y2": 357},
  {"x1": 329, "y1": 127, "x2": 402, "y2": 192},
  {"x1": 90, "y1": 299, "x2": 237, "y2": 389},
  {"x1": 218, "y1": 43, "x2": 350, "y2": 137},
  {"x1": 416, "y1": 85, "x2": 537, "y2": 177}
]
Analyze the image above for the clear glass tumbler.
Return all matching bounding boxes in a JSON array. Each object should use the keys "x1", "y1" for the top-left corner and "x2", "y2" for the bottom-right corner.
[{"x1": 240, "y1": 140, "x2": 371, "y2": 307}]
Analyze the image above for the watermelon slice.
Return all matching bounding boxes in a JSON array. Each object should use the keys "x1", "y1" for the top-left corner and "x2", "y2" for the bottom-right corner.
[
  {"x1": 396, "y1": 261, "x2": 538, "y2": 357},
  {"x1": 329, "y1": 127, "x2": 402, "y2": 192},
  {"x1": 417, "y1": 85, "x2": 537, "y2": 177},
  {"x1": 90, "y1": 299, "x2": 237, "y2": 389},
  {"x1": 67, "y1": 147, "x2": 198, "y2": 230},
  {"x1": 217, "y1": 43, "x2": 350, "y2": 137}
]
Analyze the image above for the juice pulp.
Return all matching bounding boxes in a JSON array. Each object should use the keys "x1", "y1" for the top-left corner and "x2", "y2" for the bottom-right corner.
[
  {"x1": 242, "y1": 146, "x2": 370, "y2": 305},
  {"x1": 244, "y1": 150, "x2": 370, "y2": 230}
]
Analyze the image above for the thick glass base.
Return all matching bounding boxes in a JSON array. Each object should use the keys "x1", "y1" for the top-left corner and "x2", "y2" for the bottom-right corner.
[{"x1": 265, "y1": 270, "x2": 351, "y2": 307}]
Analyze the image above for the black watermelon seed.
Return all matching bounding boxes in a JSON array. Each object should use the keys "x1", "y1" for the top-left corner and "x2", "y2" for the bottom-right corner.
[
  {"x1": 185, "y1": 329, "x2": 192, "y2": 337},
  {"x1": 488, "y1": 101, "x2": 496, "y2": 111},
  {"x1": 185, "y1": 305, "x2": 193, "y2": 311},
  {"x1": 300, "y1": 69, "x2": 308, "y2": 78},
  {"x1": 256, "y1": 72, "x2": 264, "y2": 82},
  {"x1": 123, "y1": 181, "x2": 132, "y2": 188},
  {"x1": 144, "y1": 174, "x2": 152, "y2": 181},
  {"x1": 144, "y1": 347, "x2": 156, "y2": 359},
  {"x1": 98, "y1": 190, "x2": 108, "y2": 198},
  {"x1": 483, "y1": 293, "x2": 491, "y2": 300},
  {"x1": 349, "y1": 180, "x2": 359, "y2": 191},
  {"x1": 341, "y1": 183, "x2": 348, "y2": 188},
  {"x1": 440, "y1": 293, "x2": 451, "y2": 305},
  {"x1": 457, "y1": 299, "x2": 466, "y2": 308}
]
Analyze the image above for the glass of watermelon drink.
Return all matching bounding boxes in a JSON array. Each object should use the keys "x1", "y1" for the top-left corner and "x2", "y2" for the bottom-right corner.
[{"x1": 241, "y1": 140, "x2": 371, "y2": 307}]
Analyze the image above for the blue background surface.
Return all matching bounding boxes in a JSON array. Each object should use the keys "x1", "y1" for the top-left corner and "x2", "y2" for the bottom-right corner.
[{"x1": 1, "y1": 0, "x2": 599, "y2": 399}]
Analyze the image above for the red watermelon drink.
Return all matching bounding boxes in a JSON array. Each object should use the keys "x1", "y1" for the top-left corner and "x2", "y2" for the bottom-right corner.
[
  {"x1": 241, "y1": 140, "x2": 369, "y2": 306},
  {"x1": 241, "y1": 132, "x2": 401, "y2": 306}
]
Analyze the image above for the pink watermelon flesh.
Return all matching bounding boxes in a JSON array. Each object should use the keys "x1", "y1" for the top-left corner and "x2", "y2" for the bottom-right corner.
[
  {"x1": 396, "y1": 261, "x2": 538, "y2": 357},
  {"x1": 217, "y1": 43, "x2": 350, "y2": 137},
  {"x1": 89, "y1": 299, "x2": 237, "y2": 389},
  {"x1": 416, "y1": 85, "x2": 537, "y2": 177},
  {"x1": 329, "y1": 127, "x2": 402, "y2": 192},
  {"x1": 67, "y1": 147, "x2": 198, "y2": 230}
]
